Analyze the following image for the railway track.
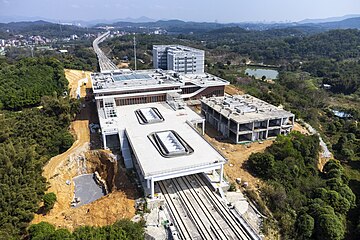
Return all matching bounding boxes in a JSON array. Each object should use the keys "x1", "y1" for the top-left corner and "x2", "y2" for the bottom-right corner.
[
  {"x1": 191, "y1": 174, "x2": 258, "y2": 240},
  {"x1": 171, "y1": 177, "x2": 217, "y2": 240},
  {"x1": 159, "y1": 174, "x2": 260, "y2": 240},
  {"x1": 182, "y1": 176, "x2": 240, "y2": 239},
  {"x1": 158, "y1": 181, "x2": 194, "y2": 240},
  {"x1": 93, "y1": 32, "x2": 118, "y2": 72}
]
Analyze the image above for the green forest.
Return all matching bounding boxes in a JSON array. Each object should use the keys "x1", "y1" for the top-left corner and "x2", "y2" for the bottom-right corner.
[
  {"x1": 0, "y1": 57, "x2": 68, "y2": 110},
  {"x1": 248, "y1": 133, "x2": 355, "y2": 239},
  {"x1": 5, "y1": 44, "x2": 98, "y2": 72},
  {"x1": 0, "y1": 58, "x2": 77, "y2": 238},
  {"x1": 28, "y1": 219, "x2": 144, "y2": 240}
]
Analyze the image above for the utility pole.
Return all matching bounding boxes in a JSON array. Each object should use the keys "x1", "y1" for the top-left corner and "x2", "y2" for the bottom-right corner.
[
  {"x1": 133, "y1": 35, "x2": 137, "y2": 71},
  {"x1": 59, "y1": 21, "x2": 63, "y2": 40}
]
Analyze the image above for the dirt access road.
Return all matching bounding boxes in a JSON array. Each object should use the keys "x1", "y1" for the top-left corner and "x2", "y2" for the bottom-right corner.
[
  {"x1": 41, "y1": 69, "x2": 92, "y2": 210},
  {"x1": 32, "y1": 69, "x2": 135, "y2": 230}
]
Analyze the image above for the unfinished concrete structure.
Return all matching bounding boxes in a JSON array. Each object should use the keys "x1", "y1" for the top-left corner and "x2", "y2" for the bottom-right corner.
[
  {"x1": 201, "y1": 95, "x2": 295, "y2": 143},
  {"x1": 153, "y1": 45, "x2": 205, "y2": 74}
]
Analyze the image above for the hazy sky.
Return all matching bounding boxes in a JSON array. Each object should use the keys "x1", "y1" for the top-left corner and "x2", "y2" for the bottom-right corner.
[{"x1": 1, "y1": 0, "x2": 360, "y2": 23}]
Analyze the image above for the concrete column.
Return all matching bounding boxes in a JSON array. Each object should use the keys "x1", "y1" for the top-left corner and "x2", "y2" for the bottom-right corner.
[
  {"x1": 202, "y1": 120, "x2": 205, "y2": 135},
  {"x1": 236, "y1": 123, "x2": 240, "y2": 144},
  {"x1": 102, "y1": 133, "x2": 107, "y2": 149},
  {"x1": 219, "y1": 164, "x2": 224, "y2": 184},
  {"x1": 227, "y1": 119, "x2": 230, "y2": 138},
  {"x1": 150, "y1": 178, "x2": 155, "y2": 199},
  {"x1": 146, "y1": 179, "x2": 150, "y2": 189},
  {"x1": 251, "y1": 122, "x2": 255, "y2": 141}
]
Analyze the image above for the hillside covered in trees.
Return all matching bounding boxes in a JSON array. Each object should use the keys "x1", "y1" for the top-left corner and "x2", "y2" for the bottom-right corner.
[
  {"x1": 0, "y1": 20, "x2": 100, "y2": 38},
  {"x1": 248, "y1": 133, "x2": 355, "y2": 239},
  {"x1": 0, "y1": 58, "x2": 68, "y2": 110},
  {"x1": 0, "y1": 58, "x2": 79, "y2": 238},
  {"x1": 5, "y1": 44, "x2": 98, "y2": 72}
]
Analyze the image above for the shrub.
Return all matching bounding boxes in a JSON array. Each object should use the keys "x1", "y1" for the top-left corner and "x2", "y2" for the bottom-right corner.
[{"x1": 43, "y1": 193, "x2": 57, "y2": 213}]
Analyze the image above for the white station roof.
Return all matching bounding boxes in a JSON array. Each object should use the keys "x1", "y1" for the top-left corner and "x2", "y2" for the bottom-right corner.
[{"x1": 115, "y1": 102, "x2": 226, "y2": 178}]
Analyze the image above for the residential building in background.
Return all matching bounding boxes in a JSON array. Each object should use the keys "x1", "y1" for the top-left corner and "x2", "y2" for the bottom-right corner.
[{"x1": 153, "y1": 45, "x2": 205, "y2": 74}]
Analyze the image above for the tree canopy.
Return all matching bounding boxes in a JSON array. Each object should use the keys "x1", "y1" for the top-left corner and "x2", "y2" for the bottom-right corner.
[
  {"x1": 28, "y1": 219, "x2": 144, "y2": 240},
  {"x1": 0, "y1": 57, "x2": 68, "y2": 110},
  {"x1": 248, "y1": 133, "x2": 355, "y2": 239},
  {"x1": 0, "y1": 58, "x2": 79, "y2": 239}
]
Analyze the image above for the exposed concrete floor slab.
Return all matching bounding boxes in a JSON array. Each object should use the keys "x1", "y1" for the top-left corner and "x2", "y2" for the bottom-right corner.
[{"x1": 73, "y1": 174, "x2": 105, "y2": 207}]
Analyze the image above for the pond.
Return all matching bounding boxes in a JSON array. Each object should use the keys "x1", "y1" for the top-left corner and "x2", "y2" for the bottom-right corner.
[{"x1": 245, "y1": 68, "x2": 279, "y2": 80}]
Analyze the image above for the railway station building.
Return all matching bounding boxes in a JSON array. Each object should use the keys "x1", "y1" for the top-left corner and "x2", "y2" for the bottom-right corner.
[
  {"x1": 201, "y1": 95, "x2": 295, "y2": 143},
  {"x1": 91, "y1": 69, "x2": 229, "y2": 198}
]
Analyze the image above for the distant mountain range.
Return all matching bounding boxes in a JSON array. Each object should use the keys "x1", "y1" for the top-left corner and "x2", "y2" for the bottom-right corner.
[
  {"x1": 0, "y1": 16, "x2": 156, "y2": 27},
  {"x1": 0, "y1": 20, "x2": 100, "y2": 38},
  {"x1": 97, "y1": 16, "x2": 360, "y2": 33},
  {"x1": 1, "y1": 14, "x2": 360, "y2": 28},
  {"x1": 298, "y1": 14, "x2": 360, "y2": 24},
  {"x1": 313, "y1": 17, "x2": 360, "y2": 29},
  {"x1": 1, "y1": 15, "x2": 360, "y2": 37}
]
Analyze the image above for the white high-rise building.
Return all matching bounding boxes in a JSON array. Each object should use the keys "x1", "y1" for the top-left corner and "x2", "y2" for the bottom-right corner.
[{"x1": 153, "y1": 45, "x2": 205, "y2": 74}]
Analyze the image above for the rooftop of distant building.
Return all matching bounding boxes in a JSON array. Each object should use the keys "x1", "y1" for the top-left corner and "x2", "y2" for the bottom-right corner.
[
  {"x1": 153, "y1": 44, "x2": 204, "y2": 54},
  {"x1": 91, "y1": 69, "x2": 229, "y2": 93}
]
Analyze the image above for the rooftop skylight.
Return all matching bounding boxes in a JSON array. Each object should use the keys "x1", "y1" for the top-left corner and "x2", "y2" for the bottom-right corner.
[
  {"x1": 148, "y1": 130, "x2": 194, "y2": 158},
  {"x1": 135, "y1": 107, "x2": 164, "y2": 124}
]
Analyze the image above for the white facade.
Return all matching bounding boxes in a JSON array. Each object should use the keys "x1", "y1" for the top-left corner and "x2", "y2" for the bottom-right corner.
[{"x1": 153, "y1": 45, "x2": 205, "y2": 74}]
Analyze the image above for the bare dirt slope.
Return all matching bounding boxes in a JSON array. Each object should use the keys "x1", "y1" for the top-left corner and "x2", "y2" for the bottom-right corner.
[
  {"x1": 32, "y1": 69, "x2": 136, "y2": 230},
  {"x1": 225, "y1": 85, "x2": 245, "y2": 95},
  {"x1": 65, "y1": 69, "x2": 91, "y2": 99},
  {"x1": 293, "y1": 122, "x2": 309, "y2": 135},
  {"x1": 117, "y1": 62, "x2": 129, "y2": 68},
  {"x1": 37, "y1": 70, "x2": 92, "y2": 219}
]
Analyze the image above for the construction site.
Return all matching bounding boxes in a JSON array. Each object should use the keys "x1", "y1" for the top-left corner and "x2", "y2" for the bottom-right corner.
[
  {"x1": 31, "y1": 69, "x2": 140, "y2": 231},
  {"x1": 90, "y1": 33, "x2": 270, "y2": 240},
  {"x1": 32, "y1": 33, "x2": 303, "y2": 239}
]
